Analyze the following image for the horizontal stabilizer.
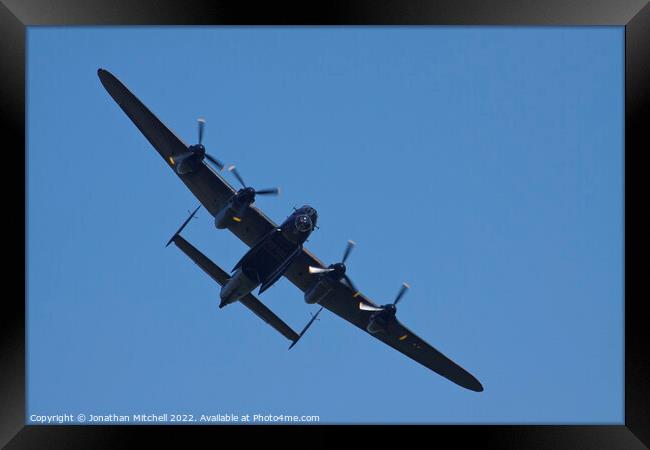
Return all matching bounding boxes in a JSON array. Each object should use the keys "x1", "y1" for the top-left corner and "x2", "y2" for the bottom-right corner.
[{"x1": 170, "y1": 235, "x2": 299, "y2": 342}]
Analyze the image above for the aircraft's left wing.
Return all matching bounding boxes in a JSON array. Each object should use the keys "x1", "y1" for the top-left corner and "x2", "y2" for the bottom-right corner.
[
  {"x1": 277, "y1": 247, "x2": 484, "y2": 391},
  {"x1": 318, "y1": 283, "x2": 484, "y2": 392},
  {"x1": 376, "y1": 318, "x2": 484, "y2": 392}
]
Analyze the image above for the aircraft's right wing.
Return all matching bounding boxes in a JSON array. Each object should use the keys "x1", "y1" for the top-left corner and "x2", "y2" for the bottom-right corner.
[
  {"x1": 97, "y1": 68, "x2": 278, "y2": 247},
  {"x1": 171, "y1": 234, "x2": 299, "y2": 343},
  {"x1": 98, "y1": 67, "x2": 329, "y2": 290}
]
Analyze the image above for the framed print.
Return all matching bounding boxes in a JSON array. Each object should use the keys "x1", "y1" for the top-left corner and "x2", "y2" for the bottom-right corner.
[{"x1": 2, "y1": 0, "x2": 648, "y2": 447}]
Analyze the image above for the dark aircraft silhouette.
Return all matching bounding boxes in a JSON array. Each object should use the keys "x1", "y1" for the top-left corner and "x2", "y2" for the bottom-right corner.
[{"x1": 97, "y1": 68, "x2": 484, "y2": 392}]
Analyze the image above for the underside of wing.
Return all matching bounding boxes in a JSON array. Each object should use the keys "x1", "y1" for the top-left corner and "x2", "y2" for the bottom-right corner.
[
  {"x1": 98, "y1": 68, "x2": 187, "y2": 160},
  {"x1": 377, "y1": 319, "x2": 483, "y2": 392},
  {"x1": 98, "y1": 68, "x2": 278, "y2": 248},
  {"x1": 318, "y1": 283, "x2": 484, "y2": 392}
]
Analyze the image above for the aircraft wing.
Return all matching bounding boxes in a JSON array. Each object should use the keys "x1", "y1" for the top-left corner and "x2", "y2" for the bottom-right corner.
[
  {"x1": 98, "y1": 68, "x2": 277, "y2": 247},
  {"x1": 378, "y1": 318, "x2": 484, "y2": 392},
  {"x1": 314, "y1": 283, "x2": 484, "y2": 392},
  {"x1": 171, "y1": 234, "x2": 299, "y2": 343},
  {"x1": 98, "y1": 68, "x2": 482, "y2": 390}
]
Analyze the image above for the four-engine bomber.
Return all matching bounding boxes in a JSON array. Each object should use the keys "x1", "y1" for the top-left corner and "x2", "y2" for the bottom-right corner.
[{"x1": 98, "y1": 67, "x2": 484, "y2": 392}]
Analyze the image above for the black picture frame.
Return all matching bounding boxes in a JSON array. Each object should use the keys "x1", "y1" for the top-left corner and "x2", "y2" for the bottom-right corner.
[{"x1": 2, "y1": 1, "x2": 647, "y2": 447}]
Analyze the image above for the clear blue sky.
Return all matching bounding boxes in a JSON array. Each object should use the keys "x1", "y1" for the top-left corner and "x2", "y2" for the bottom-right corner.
[{"x1": 27, "y1": 26, "x2": 623, "y2": 424}]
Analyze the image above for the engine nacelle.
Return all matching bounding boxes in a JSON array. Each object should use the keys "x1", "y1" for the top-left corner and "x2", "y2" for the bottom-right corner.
[
  {"x1": 214, "y1": 205, "x2": 233, "y2": 229},
  {"x1": 171, "y1": 149, "x2": 202, "y2": 175},
  {"x1": 366, "y1": 311, "x2": 391, "y2": 334},
  {"x1": 304, "y1": 278, "x2": 333, "y2": 304},
  {"x1": 214, "y1": 189, "x2": 256, "y2": 229}
]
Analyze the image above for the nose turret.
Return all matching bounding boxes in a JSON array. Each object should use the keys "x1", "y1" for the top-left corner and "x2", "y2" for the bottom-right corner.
[
  {"x1": 303, "y1": 205, "x2": 317, "y2": 228},
  {"x1": 295, "y1": 214, "x2": 313, "y2": 232}
]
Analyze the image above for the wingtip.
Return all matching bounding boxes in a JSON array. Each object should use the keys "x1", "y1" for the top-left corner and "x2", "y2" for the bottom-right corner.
[
  {"x1": 447, "y1": 367, "x2": 484, "y2": 392},
  {"x1": 97, "y1": 67, "x2": 113, "y2": 88},
  {"x1": 466, "y1": 378, "x2": 484, "y2": 392}
]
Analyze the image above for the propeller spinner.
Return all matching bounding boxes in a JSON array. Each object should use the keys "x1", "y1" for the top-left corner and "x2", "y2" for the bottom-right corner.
[
  {"x1": 226, "y1": 165, "x2": 280, "y2": 222},
  {"x1": 308, "y1": 240, "x2": 358, "y2": 293},
  {"x1": 227, "y1": 165, "x2": 280, "y2": 196},
  {"x1": 359, "y1": 282, "x2": 410, "y2": 312},
  {"x1": 194, "y1": 118, "x2": 224, "y2": 171}
]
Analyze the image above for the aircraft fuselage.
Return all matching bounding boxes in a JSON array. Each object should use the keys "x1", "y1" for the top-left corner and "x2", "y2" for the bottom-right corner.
[{"x1": 219, "y1": 205, "x2": 317, "y2": 307}]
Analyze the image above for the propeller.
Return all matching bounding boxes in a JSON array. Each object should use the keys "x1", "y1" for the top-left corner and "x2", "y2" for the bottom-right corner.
[
  {"x1": 359, "y1": 282, "x2": 410, "y2": 312},
  {"x1": 227, "y1": 165, "x2": 281, "y2": 196},
  {"x1": 197, "y1": 117, "x2": 205, "y2": 144},
  {"x1": 341, "y1": 240, "x2": 354, "y2": 264},
  {"x1": 308, "y1": 266, "x2": 334, "y2": 274},
  {"x1": 195, "y1": 118, "x2": 224, "y2": 171},
  {"x1": 308, "y1": 240, "x2": 358, "y2": 293}
]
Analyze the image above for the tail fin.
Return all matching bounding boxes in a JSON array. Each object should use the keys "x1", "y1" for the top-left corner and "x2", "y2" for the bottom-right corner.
[
  {"x1": 166, "y1": 205, "x2": 201, "y2": 247},
  {"x1": 288, "y1": 307, "x2": 324, "y2": 350}
]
